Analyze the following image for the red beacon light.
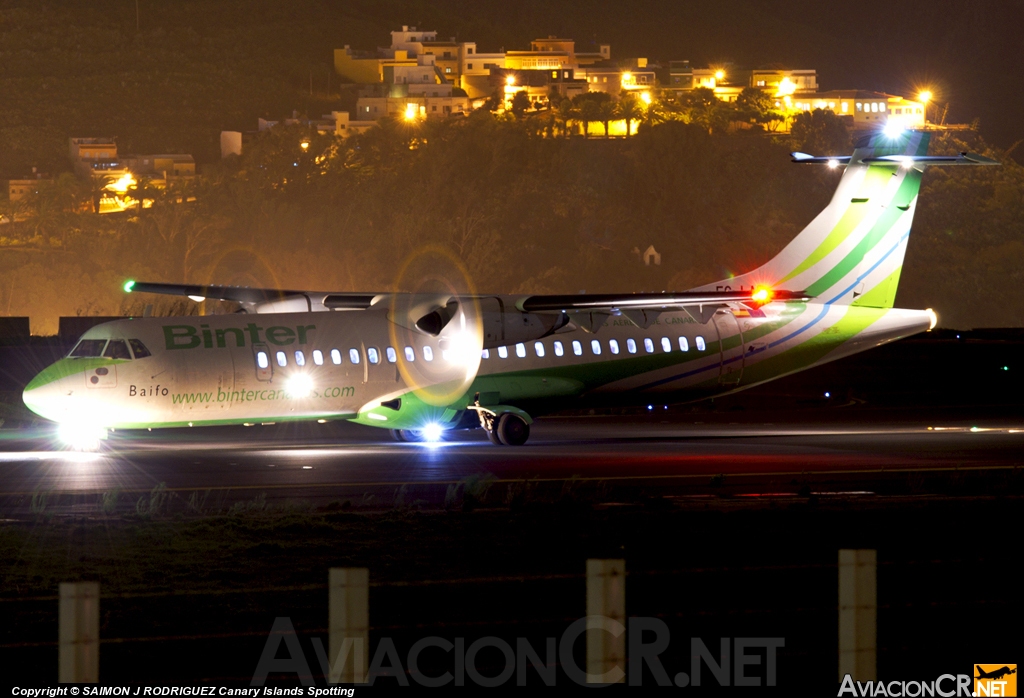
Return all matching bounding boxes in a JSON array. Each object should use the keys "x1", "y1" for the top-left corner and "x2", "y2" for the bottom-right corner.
[{"x1": 750, "y1": 287, "x2": 773, "y2": 306}]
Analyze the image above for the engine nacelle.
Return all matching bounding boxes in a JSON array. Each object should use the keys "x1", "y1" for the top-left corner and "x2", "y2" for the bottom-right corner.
[{"x1": 477, "y1": 298, "x2": 569, "y2": 349}]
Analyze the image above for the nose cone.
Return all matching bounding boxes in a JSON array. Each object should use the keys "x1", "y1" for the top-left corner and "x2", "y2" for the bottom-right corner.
[{"x1": 22, "y1": 361, "x2": 75, "y2": 422}]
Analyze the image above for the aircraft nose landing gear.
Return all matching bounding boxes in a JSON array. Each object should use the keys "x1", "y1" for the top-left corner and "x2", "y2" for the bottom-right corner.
[{"x1": 467, "y1": 393, "x2": 531, "y2": 446}]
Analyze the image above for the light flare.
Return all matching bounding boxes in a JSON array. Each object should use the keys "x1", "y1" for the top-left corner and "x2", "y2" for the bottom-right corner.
[{"x1": 284, "y1": 374, "x2": 315, "y2": 398}]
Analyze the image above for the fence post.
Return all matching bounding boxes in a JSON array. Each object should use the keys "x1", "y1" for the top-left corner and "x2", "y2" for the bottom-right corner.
[
  {"x1": 329, "y1": 568, "x2": 368, "y2": 684},
  {"x1": 838, "y1": 549, "x2": 876, "y2": 682},
  {"x1": 586, "y1": 558, "x2": 626, "y2": 684},
  {"x1": 59, "y1": 582, "x2": 100, "y2": 683}
]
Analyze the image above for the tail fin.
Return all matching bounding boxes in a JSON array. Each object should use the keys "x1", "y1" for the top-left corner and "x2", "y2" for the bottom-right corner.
[{"x1": 700, "y1": 130, "x2": 932, "y2": 308}]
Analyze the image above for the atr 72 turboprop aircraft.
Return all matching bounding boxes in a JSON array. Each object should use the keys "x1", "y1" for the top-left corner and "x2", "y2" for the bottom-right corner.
[{"x1": 23, "y1": 129, "x2": 997, "y2": 447}]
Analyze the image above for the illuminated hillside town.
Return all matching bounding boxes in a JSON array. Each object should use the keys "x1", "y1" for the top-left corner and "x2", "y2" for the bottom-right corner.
[{"x1": 8, "y1": 25, "x2": 946, "y2": 214}]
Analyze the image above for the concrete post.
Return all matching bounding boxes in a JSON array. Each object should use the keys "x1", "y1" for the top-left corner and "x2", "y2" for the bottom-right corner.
[
  {"x1": 59, "y1": 582, "x2": 99, "y2": 683},
  {"x1": 838, "y1": 549, "x2": 876, "y2": 682},
  {"x1": 586, "y1": 558, "x2": 626, "y2": 684},
  {"x1": 328, "y1": 568, "x2": 368, "y2": 684}
]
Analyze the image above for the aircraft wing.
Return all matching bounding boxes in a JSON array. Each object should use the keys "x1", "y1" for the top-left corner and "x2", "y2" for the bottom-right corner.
[
  {"x1": 123, "y1": 280, "x2": 379, "y2": 310},
  {"x1": 518, "y1": 289, "x2": 811, "y2": 312}
]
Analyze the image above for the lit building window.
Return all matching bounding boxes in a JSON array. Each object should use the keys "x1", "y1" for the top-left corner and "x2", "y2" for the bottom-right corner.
[
  {"x1": 841, "y1": 102, "x2": 848, "y2": 113},
  {"x1": 856, "y1": 102, "x2": 862, "y2": 111}
]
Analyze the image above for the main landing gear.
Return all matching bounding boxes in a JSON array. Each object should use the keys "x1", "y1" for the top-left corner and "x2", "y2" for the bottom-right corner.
[{"x1": 467, "y1": 394, "x2": 530, "y2": 446}]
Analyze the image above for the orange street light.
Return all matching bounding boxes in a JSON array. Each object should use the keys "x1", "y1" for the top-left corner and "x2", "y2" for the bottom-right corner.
[
  {"x1": 714, "y1": 69, "x2": 725, "y2": 81},
  {"x1": 505, "y1": 74, "x2": 516, "y2": 87},
  {"x1": 300, "y1": 140, "x2": 310, "y2": 150},
  {"x1": 918, "y1": 90, "x2": 932, "y2": 103}
]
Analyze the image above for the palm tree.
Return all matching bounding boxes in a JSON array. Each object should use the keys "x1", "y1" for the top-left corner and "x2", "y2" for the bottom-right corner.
[
  {"x1": 597, "y1": 99, "x2": 616, "y2": 137},
  {"x1": 616, "y1": 94, "x2": 642, "y2": 137}
]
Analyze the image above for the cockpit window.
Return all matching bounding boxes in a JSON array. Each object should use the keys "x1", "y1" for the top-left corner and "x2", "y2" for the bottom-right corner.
[
  {"x1": 128, "y1": 339, "x2": 151, "y2": 359},
  {"x1": 70, "y1": 339, "x2": 108, "y2": 358},
  {"x1": 103, "y1": 340, "x2": 132, "y2": 360}
]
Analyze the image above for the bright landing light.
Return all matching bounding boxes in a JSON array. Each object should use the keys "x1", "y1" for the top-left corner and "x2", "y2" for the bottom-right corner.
[
  {"x1": 284, "y1": 374, "x2": 315, "y2": 398},
  {"x1": 421, "y1": 423, "x2": 444, "y2": 442},
  {"x1": 57, "y1": 421, "x2": 107, "y2": 451}
]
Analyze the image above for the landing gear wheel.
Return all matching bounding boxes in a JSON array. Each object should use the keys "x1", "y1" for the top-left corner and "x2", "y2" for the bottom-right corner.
[
  {"x1": 391, "y1": 429, "x2": 418, "y2": 442},
  {"x1": 496, "y1": 413, "x2": 530, "y2": 446},
  {"x1": 486, "y1": 428, "x2": 502, "y2": 445}
]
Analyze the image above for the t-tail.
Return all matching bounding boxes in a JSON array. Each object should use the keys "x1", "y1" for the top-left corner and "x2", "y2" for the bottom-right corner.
[{"x1": 695, "y1": 129, "x2": 997, "y2": 308}]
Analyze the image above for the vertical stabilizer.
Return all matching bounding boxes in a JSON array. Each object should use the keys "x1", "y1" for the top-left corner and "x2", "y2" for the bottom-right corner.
[{"x1": 696, "y1": 130, "x2": 931, "y2": 308}]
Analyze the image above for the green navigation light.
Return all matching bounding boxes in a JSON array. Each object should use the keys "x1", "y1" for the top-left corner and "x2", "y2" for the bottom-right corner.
[{"x1": 123, "y1": 280, "x2": 136, "y2": 293}]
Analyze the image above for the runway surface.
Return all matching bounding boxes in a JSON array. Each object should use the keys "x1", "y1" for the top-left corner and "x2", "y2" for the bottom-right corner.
[{"x1": 1, "y1": 412, "x2": 1022, "y2": 514}]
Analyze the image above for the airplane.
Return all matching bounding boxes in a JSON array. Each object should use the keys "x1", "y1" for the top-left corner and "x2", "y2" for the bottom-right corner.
[
  {"x1": 976, "y1": 666, "x2": 1016, "y2": 681},
  {"x1": 22, "y1": 128, "x2": 998, "y2": 449}
]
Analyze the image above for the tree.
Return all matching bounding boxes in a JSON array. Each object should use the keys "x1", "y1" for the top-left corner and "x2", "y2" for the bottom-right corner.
[
  {"x1": 616, "y1": 94, "x2": 642, "y2": 136},
  {"x1": 735, "y1": 87, "x2": 782, "y2": 129},
  {"x1": 571, "y1": 92, "x2": 608, "y2": 138},
  {"x1": 791, "y1": 109, "x2": 852, "y2": 155},
  {"x1": 682, "y1": 87, "x2": 731, "y2": 134},
  {"x1": 510, "y1": 90, "x2": 531, "y2": 119}
]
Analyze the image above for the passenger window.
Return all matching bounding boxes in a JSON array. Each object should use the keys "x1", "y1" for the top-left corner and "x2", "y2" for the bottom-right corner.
[
  {"x1": 294, "y1": 350, "x2": 306, "y2": 366},
  {"x1": 498, "y1": 346, "x2": 508, "y2": 359},
  {"x1": 368, "y1": 347, "x2": 380, "y2": 364},
  {"x1": 404, "y1": 346, "x2": 415, "y2": 362},
  {"x1": 661, "y1": 337, "x2": 671, "y2": 352},
  {"x1": 312, "y1": 349, "x2": 324, "y2": 365},
  {"x1": 696, "y1": 336, "x2": 706, "y2": 351},
  {"x1": 591, "y1": 339, "x2": 601, "y2": 355},
  {"x1": 553, "y1": 341, "x2": 564, "y2": 357},
  {"x1": 644, "y1": 338, "x2": 655, "y2": 353},
  {"x1": 331, "y1": 349, "x2": 342, "y2": 365},
  {"x1": 422, "y1": 346, "x2": 433, "y2": 362},
  {"x1": 386, "y1": 347, "x2": 397, "y2": 363},
  {"x1": 276, "y1": 351, "x2": 287, "y2": 367},
  {"x1": 572, "y1": 340, "x2": 583, "y2": 356},
  {"x1": 481, "y1": 349, "x2": 490, "y2": 359},
  {"x1": 257, "y1": 351, "x2": 269, "y2": 369},
  {"x1": 609, "y1": 339, "x2": 620, "y2": 355},
  {"x1": 103, "y1": 340, "x2": 131, "y2": 360},
  {"x1": 128, "y1": 339, "x2": 151, "y2": 359},
  {"x1": 515, "y1": 343, "x2": 526, "y2": 358},
  {"x1": 678, "y1": 337, "x2": 689, "y2": 352},
  {"x1": 534, "y1": 341, "x2": 545, "y2": 357},
  {"x1": 349, "y1": 348, "x2": 361, "y2": 364},
  {"x1": 70, "y1": 339, "x2": 107, "y2": 358},
  {"x1": 627, "y1": 339, "x2": 637, "y2": 354}
]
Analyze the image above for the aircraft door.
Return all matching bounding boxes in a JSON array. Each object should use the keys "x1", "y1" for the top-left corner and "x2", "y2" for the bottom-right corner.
[
  {"x1": 363, "y1": 344, "x2": 398, "y2": 384},
  {"x1": 253, "y1": 342, "x2": 273, "y2": 382},
  {"x1": 712, "y1": 311, "x2": 744, "y2": 386}
]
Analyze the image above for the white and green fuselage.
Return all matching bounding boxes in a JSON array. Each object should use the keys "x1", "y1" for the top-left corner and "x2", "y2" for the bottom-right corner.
[{"x1": 23, "y1": 130, "x2": 989, "y2": 439}]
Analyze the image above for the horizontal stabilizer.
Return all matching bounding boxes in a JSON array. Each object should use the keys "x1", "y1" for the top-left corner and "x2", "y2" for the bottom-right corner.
[
  {"x1": 863, "y1": 152, "x2": 1000, "y2": 166},
  {"x1": 791, "y1": 153, "x2": 852, "y2": 164}
]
